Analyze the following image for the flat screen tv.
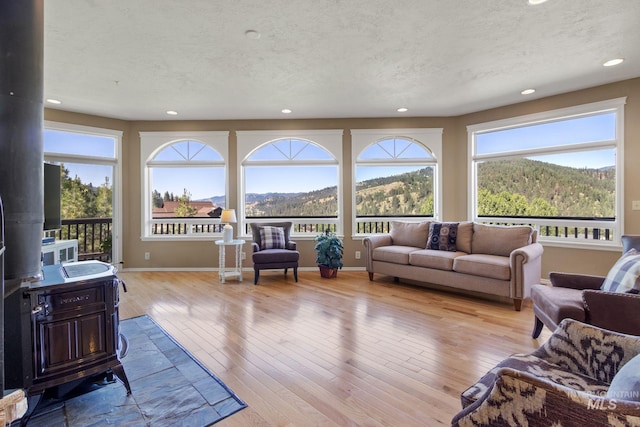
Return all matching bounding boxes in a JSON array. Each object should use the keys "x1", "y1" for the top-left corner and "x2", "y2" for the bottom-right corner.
[{"x1": 43, "y1": 163, "x2": 61, "y2": 231}]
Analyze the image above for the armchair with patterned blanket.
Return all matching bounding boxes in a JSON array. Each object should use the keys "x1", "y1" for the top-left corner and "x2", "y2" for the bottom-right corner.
[{"x1": 452, "y1": 319, "x2": 640, "y2": 427}]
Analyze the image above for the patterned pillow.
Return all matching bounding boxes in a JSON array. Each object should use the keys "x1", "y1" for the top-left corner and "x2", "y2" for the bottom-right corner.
[
  {"x1": 427, "y1": 222, "x2": 459, "y2": 251},
  {"x1": 601, "y1": 248, "x2": 640, "y2": 293},
  {"x1": 259, "y1": 226, "x2": 286, "y2": 250}
]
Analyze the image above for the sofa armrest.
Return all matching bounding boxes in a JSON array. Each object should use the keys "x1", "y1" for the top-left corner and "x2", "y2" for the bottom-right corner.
[
  {"x1": 286, "y1": 240, "x2": 297, "y2": 250},
  {"x1": 362, "y1": 234, "x2": 393, "y2": 272},
  {"x1": 509, "y1": 242, "x2": 544, "y2": 300},
  {"x1": 583, "y1": 290, "x2": 640, "y2": 335},
  {"x1": 252, "y1": 242, "x2": 260, "y2": 253},
  {"x1": 548, "y1": 272, "x2": 605, "y2": 290},
  {"x1": 452, "y1": 367, "x2": 640, "y2": 427}
]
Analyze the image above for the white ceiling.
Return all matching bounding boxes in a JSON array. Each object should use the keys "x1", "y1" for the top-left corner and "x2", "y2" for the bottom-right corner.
[{"x1": 44, "y1": 0, "x2": 640, "y2": 121}]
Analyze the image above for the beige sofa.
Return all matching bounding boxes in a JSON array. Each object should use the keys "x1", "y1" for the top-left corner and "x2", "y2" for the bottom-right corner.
[{"x1": 363, "y1": 221, "x2": 544, "y2": 311}]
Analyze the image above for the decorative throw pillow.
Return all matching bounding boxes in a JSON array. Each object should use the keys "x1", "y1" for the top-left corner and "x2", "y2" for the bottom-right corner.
[
  {"x1": 601, "y1": 248, "x2": 640, "y2": 293},
  {"x1": 427, "y1": 222, "x2": 459, "y2": 251},
  {"x1": 390, "y1": 221, "x2": 430, "y2": 248},
  {"x1": 607, "y1": 353, "x2": 640, "y2": 402},
  {"x1": 259, "y1": 226, "x2": 286, "y2": 250},
  {"x1": 471, "y1": 223, "x2": 533, "y2": 257}
]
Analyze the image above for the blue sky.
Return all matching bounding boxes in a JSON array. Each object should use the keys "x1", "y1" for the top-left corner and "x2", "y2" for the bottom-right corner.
[
  {"x1": 476, "y1": 112, "x2": 616, "y2": 169},
  {"x1": 44, "y1": 130, "x2": 115, "y2": 187}
]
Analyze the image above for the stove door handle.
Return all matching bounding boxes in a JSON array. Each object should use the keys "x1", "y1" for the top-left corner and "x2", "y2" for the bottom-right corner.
[{"x1": 32, "y1": 303, "x2": 49, "y2": 316}]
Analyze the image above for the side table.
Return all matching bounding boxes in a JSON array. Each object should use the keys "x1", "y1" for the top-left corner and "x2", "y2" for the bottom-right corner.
[{"x1": 215, "y1": 239, "x2": 245, "y2": 283}]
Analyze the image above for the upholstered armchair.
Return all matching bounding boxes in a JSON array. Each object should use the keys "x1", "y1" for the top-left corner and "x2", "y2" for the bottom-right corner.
[
  {"x1": 249, "y1": 222, "x2": 299, "y2": 285},
  {"x1": 531, "y1": 235, "x2": 640, "y2": 338},
  {"x1": 452, "y1": 319, "x2": 640, "y2": 427}
]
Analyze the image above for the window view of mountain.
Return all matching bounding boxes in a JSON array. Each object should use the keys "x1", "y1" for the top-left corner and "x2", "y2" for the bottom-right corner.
[
  {"x1": 478, "y1": 158, "x2": 615, "y2": 218},
  {"x1": 244, "y1": 189, "x2": 339, "y2": 217},
  {"x1": 356, "y1": 168, "x2": 434, "y2": 216},
  {"x1": 190, "y1": 158, "x2": 614, "y2": 219}
]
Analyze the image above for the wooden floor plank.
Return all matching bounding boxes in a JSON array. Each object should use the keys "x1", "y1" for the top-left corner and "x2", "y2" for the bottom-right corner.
[{"x1": 118, "y1": 270, "x2": 552, "y2": 426}]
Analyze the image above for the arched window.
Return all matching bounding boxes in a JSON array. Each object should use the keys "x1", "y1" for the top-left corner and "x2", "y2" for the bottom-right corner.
[
  {"x1": 237, "y1": 130, "x2": 343, "y2": 235},
  {"x1": 352, "y1": 128, "x2": 442, "y2": 235},
  {"x1": 140, "y1": 131, "x2": 229, "y2": 240}
]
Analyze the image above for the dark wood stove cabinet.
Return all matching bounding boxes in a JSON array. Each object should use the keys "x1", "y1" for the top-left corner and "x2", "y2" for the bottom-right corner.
[{"x1": 27, "y1": 261, "x2": 131, "y2": 395}]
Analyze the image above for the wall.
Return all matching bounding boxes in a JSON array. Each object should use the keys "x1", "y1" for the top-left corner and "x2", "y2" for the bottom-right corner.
[{"x1": 44, "y1": 77, "x2": 640, "y2": 277}]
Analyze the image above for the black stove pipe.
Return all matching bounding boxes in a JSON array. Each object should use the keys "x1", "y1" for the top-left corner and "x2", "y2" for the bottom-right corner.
[{"x1": 0, "y1": 0, "x2": 45, "y2": 391}]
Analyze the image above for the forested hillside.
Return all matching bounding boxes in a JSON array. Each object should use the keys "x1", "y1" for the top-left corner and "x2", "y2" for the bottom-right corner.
[
  {"x1": 245, "y1": 188, "x2": 338, "y2": 217},
  {"x1": 477, "y1": 158, "x2": 614, "y2": 218},
  {"x1": 355, "y1": 168, "x2": 434, "y2": 216},
  {"x1": 202, "y1": 158, "x2": 615, "y2": 218}
]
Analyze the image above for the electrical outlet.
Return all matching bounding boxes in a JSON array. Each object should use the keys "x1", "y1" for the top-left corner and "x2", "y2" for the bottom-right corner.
[
  {"x1": 241, "y1": 251, "x2": 246, "y2": 260},
  {"x1": 355, "y1": 251, "x2": 361, "y2": 259},
  {"x1": 144, "y1": 252, "x2": 150, "y2": 260},
  {"x1": 633, "y1": 200, "x2": 640, "y2": 211}
]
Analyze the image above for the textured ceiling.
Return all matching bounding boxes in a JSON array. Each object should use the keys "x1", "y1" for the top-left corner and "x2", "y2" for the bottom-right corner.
[{"x1": 44, "y1": 0, "x2": 640, "y2": 121}]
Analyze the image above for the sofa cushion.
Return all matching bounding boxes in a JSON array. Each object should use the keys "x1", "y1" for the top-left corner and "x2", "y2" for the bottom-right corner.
[
  {"x1": 409, "y1": 249, "x2": 464, "y2": 270},
  {"x1": 471, "y1": 223, "x2": 533, "y2": 257},
  {"x1": 456, "y1": 222, "x2": 473, "y2": 254},
  {"x1": 253, "y1": 248, "x2": 299, "y2": 263},
  {"x1": 427, "y1": 222, "x2": 459, "y2": 251},
  {"x1": 372, "y1": 246, "x2": 417, "y2": 265},
  {"x1": 453, "y1": 254, "x2": 511, "y2": 281},
  {"x1": 390, "y1": 221, "x2": 430, "y2": 248},
  {"x1": 607, "y1": 353, "x2": 640, "y2": 402},
  {"x1": 601, "y1": 248, "x2": 640, "y2": 294}
]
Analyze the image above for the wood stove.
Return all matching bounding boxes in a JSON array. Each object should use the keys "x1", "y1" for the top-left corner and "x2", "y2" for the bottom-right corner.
[{"x1": 5, "y1": 261, "x2": 131, "y2": 396}]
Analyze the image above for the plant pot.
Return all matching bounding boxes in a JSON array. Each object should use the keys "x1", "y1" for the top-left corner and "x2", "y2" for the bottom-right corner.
[{"x1": 318, "y1": 265, "x2": 338, "y2": 278}]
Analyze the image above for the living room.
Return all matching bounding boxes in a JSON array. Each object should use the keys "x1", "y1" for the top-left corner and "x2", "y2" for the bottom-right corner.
[{"x1": 3, "y1": 1, "x2": 640, "y2": 425}]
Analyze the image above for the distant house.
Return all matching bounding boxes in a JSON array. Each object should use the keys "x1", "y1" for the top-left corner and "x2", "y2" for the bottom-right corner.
[{"x1": 152, "y1": 201, "x2": 221, "y2": 218}]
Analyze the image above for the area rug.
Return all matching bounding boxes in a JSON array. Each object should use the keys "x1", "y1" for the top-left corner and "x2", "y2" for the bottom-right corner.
[{"x1": 23, "y1": 315, "x2": 247, "y2": 426}]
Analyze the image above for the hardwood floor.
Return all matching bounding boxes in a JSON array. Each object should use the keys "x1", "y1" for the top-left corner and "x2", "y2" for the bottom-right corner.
[{"x1": 118, "y1": 270, "x2": 552, "y2": 426}]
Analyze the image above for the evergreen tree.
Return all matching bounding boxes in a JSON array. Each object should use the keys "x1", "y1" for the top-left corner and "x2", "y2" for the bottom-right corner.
[
  {"x1": 152, "y1": 190, "x2": 164, "y2": 208},
  {"x1": 174, "y1": 189, "x2": 197, "y2": 217}
]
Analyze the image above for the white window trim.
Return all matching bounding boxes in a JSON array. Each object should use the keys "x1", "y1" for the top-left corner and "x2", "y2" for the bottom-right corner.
[
  {"x1": 467, "y1": 97, "x2": 626, "y2": 250},
  {"x1": 140, "y1": 131, "x2": 230, "y2": 241},
  {"x1": 351, "y1": 128, "x2": 443, "y2": 237},
  {"x1": 44, "y1": 121, "x2": 123, "y2": 264},
  {"x1": 236, "y1": 129, "x2": 344, "y2": 237}
]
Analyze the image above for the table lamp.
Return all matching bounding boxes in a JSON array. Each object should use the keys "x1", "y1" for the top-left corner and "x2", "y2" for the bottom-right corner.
[{"x1": 220, "y1": 209, "x2": 237, "y2": 242}]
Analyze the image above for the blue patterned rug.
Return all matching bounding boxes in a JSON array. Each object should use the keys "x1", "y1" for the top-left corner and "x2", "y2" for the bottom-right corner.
[{"x1": 24, "y1": 315, "x2": 246, "y2": 426}]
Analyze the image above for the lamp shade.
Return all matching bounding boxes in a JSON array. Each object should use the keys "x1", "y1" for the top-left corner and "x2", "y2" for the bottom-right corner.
[{"x1": 220, "y1": 209, "x2": 237, "y2": 224}]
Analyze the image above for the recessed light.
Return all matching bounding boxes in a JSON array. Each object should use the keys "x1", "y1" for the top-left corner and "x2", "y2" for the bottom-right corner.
[
  {"x1": 166, "y1": 110, "x2": 178, "y2": 115},
  {"x1": 245, "y1": 30, "x2": 261, "y2": 40},
  {"x1": 603, "y1": 58, "x2": 624, "y2": 67},
  {"x1": 528, "y1": 0, "x2": 548, "y2": 5},
  {"x1": 397, "y1": 107, "x2": 408, "y2": 113},
  {"x1": 281, "y1": 109, "x2": 292, "y2": 114},
  {"x1": 46, "y1": 98, "x2": 62, "y2": 105},
  {"x1": 521, "y1": 89, "x2": 536, "y2": 95}
]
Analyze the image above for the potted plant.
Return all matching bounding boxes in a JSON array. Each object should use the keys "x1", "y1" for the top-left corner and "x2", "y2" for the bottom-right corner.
[{"x1": 314, "y1": 230, "x2": 344, "y2": 278}]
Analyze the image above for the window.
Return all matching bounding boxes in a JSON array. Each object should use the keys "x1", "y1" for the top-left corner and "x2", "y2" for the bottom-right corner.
[
  {"x1": 468, "y1": 98, "x2": 625, "y2": 248},
  {"x1": 44, "y1": 121, "x2": 122, "y2": 262},
  {"x1": 352, "y1": 128, "x2": 443, "y2": 235},
  {"x1": 237, "y1": 130, "x2": 343, "y2": 235},
  {"x1": 140, "y1": 131, "x2": 229, "y2": 240}
]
